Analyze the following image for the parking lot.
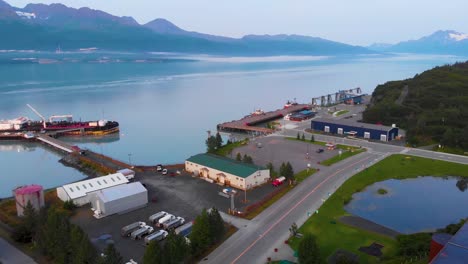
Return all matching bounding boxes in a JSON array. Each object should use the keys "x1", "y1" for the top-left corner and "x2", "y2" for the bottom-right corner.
[
  {"x1": 71, "y1": 167, "x2": 280, "y2": 262},
  {"x1": 232, "y1": 136, "x2": 339, "y2": 172}
]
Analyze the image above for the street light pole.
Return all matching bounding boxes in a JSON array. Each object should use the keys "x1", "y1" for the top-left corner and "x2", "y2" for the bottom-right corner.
[{"x1": 128, "y1": 153, "x2": 132, "y2": 168}]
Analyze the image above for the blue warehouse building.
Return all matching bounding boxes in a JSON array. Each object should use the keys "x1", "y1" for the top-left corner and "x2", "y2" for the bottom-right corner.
[{"x1": 311, "y1": 118, "x2": 399, "y2": 142}]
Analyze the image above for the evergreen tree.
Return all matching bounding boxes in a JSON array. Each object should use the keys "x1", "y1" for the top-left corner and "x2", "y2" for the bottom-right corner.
[
  {"x1": 12, "y1": 201, "x2": 38, "y2": 243},
  {"x1": 284, "y1": 162, "x2": 295, "y2": 180},
  {"x1": 242, "y1": 154, "x2": 253, "y2": 164},
  {"x1": 42, "y1": 207, "x2": 70, "y2": 263},
  {"x1": 190, "y1": 209, "x2": 212, "y2": 257},
  {"x1": 208, "y1": 208, "x2": 225, "y2": 243},
  {"x1": 100, "y1": 244, "x2": 123, "y2": 264},
  {"x1": 163, "y1": 230, "x2": 190, "y2": 264},
  {"x1": 143, "y1": 240, "x2": 163, "y2": 264},
  {"x1": 301, "y1": 133, "x2": 306, "y2": 141},
  {"x1": 266, "y1": 162, "x2": 274, "y2": 174},
  {"x1": 205, "y1": 136, "x2": 218, "y2": 153},
  {"x1": 310, "y1": 135, "x2": 315, "y2": 142},
  {"x1": 298, "y1": 234, "x2": 320, "y2": 264},
  {"x1": 69, "y1": 225, "x2": 96, "y2": 264},
  {"x1": 215, "y1": 132, "x2": 223, "y2": 149},
  {"x1": 279, "y1": 162, "x2": 286, "y2": 176},
  {"x1": 297, "y1": 132, "x2": 300, "y2": 140},
  {"x1": 236, "y1": 153, "x2": 242, "y2": 161}
]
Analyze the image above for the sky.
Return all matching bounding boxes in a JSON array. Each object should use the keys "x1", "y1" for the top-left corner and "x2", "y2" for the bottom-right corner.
[{"x1": 7, "y1": 0, "x2": 468, "y2": 46}]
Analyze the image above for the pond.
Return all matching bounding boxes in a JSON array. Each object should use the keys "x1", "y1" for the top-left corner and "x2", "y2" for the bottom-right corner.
[{"x1": 345, "y1": 177, "x2": 468, "y2": 234}]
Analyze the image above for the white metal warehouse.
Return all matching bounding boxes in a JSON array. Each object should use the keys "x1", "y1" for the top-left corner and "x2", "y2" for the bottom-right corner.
[
  {"x1": 56, "y1": 173, "x2": 129, "y2": 206},
  {"x1": 90, "y1": 182, "x2": 148, "y2": 218}
]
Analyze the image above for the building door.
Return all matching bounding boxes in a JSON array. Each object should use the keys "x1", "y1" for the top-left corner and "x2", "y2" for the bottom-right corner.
[
  {"x1": 324, "y1": 126, "x2": 330, "y2": 133},
  {"x1": 337, "y1": 128, "x2": 343, "y2": 135},
  {"x1": 380, "y1": 135, "x2": 387, "y2": 142},
  {"x1": 364, "y1": 132, "x2": 370, "y2": 139}
]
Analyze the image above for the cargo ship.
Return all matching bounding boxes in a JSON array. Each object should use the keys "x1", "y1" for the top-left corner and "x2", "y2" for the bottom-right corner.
[{"x1": 0, "y1": 105, "x2": 119, "y2": 138}]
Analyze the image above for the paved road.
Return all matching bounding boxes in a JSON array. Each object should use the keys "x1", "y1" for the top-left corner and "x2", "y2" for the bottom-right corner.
[
  {"x1": 206, "y1": 126, "x2": 468, "y2": 264},
  {"x1": 0, "y1": 238, "x2": 37, "y2": 264}
]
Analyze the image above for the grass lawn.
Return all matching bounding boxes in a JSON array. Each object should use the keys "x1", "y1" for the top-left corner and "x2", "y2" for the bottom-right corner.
[
  {"x1": 320, "y1": 148, "x2": 366, "y2": 166},
  {"x1": 335, "y1": 110, "x2": 349, "y2": 116},
  {"x1": 215, "y1": 139, "x2": 249, "y2": 157},
  {"x1": 289, "y1": 154, "x2": 468, "y2": 264}
]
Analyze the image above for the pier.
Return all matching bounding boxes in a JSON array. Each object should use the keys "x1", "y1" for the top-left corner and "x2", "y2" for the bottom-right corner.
[
  {"x1": 36, "y1": 134, "x2": 75, "y2": 153},
  {"x1": 217, "y1": 104, "x2": 310, "y2": 135}
]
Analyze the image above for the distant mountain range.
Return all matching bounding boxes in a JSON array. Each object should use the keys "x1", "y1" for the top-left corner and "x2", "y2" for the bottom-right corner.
[
  {"x1": 0, "y1": 0, "x2": 370, "y2": 55},
  {"x1": 1, "y1": 0, "x2": 467, "y2": 56},
  {"x1": 367, "y1": 30, "x2": 468, "y2": 55}
]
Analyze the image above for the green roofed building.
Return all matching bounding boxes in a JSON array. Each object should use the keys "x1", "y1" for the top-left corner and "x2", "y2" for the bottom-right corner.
[{"x1": 185, "y1": 153, "x2": 270, "y2": 190}]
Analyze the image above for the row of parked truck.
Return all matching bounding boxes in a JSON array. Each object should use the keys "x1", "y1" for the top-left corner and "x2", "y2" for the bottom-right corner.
[{"x1": 120, "y1": 211, "x2": 193, "y2": 245}]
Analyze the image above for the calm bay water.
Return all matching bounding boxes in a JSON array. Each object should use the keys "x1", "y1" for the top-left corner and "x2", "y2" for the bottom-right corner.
[
  {"x1": 0, "y1": 53, "x2": 466, "y2": 197},
  {"x1": 345, "y1": 177, "x2": 468, "y2": 234}
]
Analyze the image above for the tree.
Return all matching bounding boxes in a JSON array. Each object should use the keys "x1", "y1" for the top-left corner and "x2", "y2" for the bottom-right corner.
[
  {"x1": 63, "y1": 200, "x2": 77, "y2": 211},
  {"x1": 298, "y1": 234, "x2": 320, "y2": 264},
  {"x1": 236, "y1": 153, "x2": 242, "y2": 161},
  {"x1": 310, "y1": 135, "x2": 315, "y2": 142},
  {"x1": 284, "y1": 162, "x2": 295, "y2": 181},
  {"x1": 208, "y1": 208, "x2": 225, "y2": 243},
  {"x1": 205, "y1": 136, "x2": 218, "y2": 153},
  {"x1": 143, "y1": 240, "x2": 162, "y2": 264},
  {"x1": 163, "y1": 230, "x2": 190, "y2": 263},
  {"x1": 12, "y1": 201, "x2": 37, "y2": 243},
  {"x1": 289, "y1": 222, "x2": 298, "y2": 237},
  {"x1": 243, "y1": 154, "x2": 253, "y2": 164},
  {"x1": 190, "y1": 209, "x2": 212, "y2": 257},
  {"x1": 69, "y1": 225, "x2": 96, "y2": 264},
  {"x1": 301, "y1": 133, "x2": 306, "y2": 141},
  {"x1": 297, "y1": 132, "x2": 301, "y2": 140},
  {"x1": 266, "y1": 162, "x2": 275, "y2": 175},
  {"x1": 99, "y1": 244, "x2": 123, "y2": 264},
  {"x1": 215, "y1": 132, "x2": 223, "y2": 149},
  {"x1": 279, "y1": 162, "x2": 286, "y2": 176}
]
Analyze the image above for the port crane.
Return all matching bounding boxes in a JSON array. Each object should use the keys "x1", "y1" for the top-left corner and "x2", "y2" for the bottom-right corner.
[{"x1": 26, "y1": 104, "x2": 47, "y2": 128}]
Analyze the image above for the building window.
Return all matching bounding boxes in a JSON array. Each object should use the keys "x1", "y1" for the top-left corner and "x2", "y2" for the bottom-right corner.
[
  {"x1": 111, "y1": 177, "x2": 116, "y2": 182},
  {"x1": 324, "y1": 126, "x2": 330, "y2": 133},
  {"x1": 89, "y1": 183, "x2": 93, "y2": 188},
  {"x1": 82, "y1": 184, "x2": 87, "y2": 189},
  {"x1": 69, "y1": 187, "x2": 74, "y2": 192},
  {"x1": 103, "y1": 180, "x2": 108, "y2": 184},
  {"x1": 76, "y1": 186, "x2": 80, "y2": 191},
  {"x1": 116, "y1": 176, "x2": 121, "y2": 180},
  {"x1": 97, "y1": 181, "x2": 102, "y2": 185}
]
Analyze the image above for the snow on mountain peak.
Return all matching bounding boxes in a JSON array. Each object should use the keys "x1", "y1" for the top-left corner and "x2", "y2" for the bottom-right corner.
[
  {"x1": 449, "y1": 32, "x2": 468, "y2": 41},
  {"x1": 16, "y1": 11, "x2": 36, "y2": 19}
]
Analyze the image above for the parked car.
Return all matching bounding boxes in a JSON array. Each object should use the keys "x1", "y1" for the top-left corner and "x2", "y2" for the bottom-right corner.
[
  {"x1": 156, "y1": 164, "x2": 163, "y2": 172},
  {"x1": 316, "y1": 148, "x2": 324, "y2": 153},
  {"x1": 162, "y1": 169, "x2": 168, "y2": 175}
]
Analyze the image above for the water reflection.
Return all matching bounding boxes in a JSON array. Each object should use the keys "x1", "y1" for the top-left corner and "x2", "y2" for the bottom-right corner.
[{"x1": 345, "y1": 177, "x2": 468, "y2": 234}]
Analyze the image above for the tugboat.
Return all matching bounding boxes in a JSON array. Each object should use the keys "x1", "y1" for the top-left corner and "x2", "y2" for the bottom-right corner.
[{"x1": 284, "y1": 99, "x2": 298, "y2": 109}]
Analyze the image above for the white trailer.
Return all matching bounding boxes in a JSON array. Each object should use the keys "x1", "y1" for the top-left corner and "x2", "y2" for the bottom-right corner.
[
  {"x1": 163, "y1": 217, "x2": 185, "y2": 230},
  {"x1": 149, "y1": 211, "x2": 167, "y2": 224},
  {"x1": 121, "y1": 221, "x2": 146, "y2": 237},
  {"x1": 157, "y1": 214, "x2": 174, "y2": 227},
  {"x1": 144, "y1": 230, "x2": 168, "y2": 245},
  {"x1": 130, "y1": 225, "x2": 154, "y2": 240}
]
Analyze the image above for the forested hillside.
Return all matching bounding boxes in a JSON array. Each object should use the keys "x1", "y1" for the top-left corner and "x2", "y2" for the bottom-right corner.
[{"x1": 363, "y1": 62, "x2": 468, "y2": 151}]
